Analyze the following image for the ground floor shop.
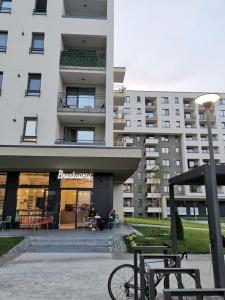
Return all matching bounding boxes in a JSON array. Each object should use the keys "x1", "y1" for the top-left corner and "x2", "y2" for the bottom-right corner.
[{"x1": 0, "y1": 171, "x2": 117, "y2": 229}]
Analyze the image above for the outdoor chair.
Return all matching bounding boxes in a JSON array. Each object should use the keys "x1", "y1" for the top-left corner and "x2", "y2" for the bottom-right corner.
[
  {"x1": 2, "y1": 216, "x2": 12, "y2": 230},
  {"x1": 0, "y1": 217, "x2": 4, "y2": 231}
]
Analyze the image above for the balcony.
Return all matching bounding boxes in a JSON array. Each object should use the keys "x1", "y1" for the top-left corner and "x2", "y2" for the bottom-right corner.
[
  {"x1": 125, "y1": 178, "x2": 134, "y2": 184},
  {"x1": 184, "y1": 115, "x2": 196, "y2": 121},
  {"x1": 113, "y1": 112, "x2": 126, "y2": 130},
  {"x1": 60, "y1": 50, "x2": 106, "y2": 68},
  {"x1": 123, "y1": 207, "x2": 134, "y2": 214},
  {"x1": 146, "y1": 165, "x2": 158, "y2": 171},
  {"x1": 146, "y1": 114, "x2": 157, "y2": 121},
  {"x1": 146, "y1": 192, "x2": 161, "y2": 199},
  {"x1": 145, "y1": 103, "x2": 157, "y2": 111},
  {"x1": 146, "y1": 178, "x2": 160, "y2": 185},
  {"x1": 145, "y1": 138, "x2": 158, "y2": 145},
  {"x1": 183, "y1": 103, "x2": 195, "y2": 111},
  {"x1": 125, "y1": 138, "x2": 134, "y2": 146},
  {"x1": 63, "y1": 0, "x2": 107, "y2": 20},
  {"x1": 147, "y1": 207, "x2": 162, "y2": 213},
  {"x1": 145, "y1": 151, "x2": 159, "y2": 158},
  {"x1": 114, "y1": 89, "x2": 125, "y2": 106},
  {"x1": 123, "y1": 192, "x2": 134, "y2": 198},
  {"x1": 55, "y1": 139, "x2": 105, "y2": 146}
]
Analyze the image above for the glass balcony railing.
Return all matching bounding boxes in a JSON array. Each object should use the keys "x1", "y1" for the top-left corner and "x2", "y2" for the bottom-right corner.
[{"x1": 60, "y1": 50, "x2": 106, "y2": 68}]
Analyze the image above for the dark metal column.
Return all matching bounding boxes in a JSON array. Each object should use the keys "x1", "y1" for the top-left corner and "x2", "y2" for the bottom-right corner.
[
  {"x1": 169, "y1": 184, "x2": 178, "y2": 253},
  {"x1": 204, "y1": 165, "x2": 225, "y2": 287}
]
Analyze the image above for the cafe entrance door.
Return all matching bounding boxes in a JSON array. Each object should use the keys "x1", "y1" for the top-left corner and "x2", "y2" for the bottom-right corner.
[{"x1": 59, "y1": 189, "x2": 92, "y2": 229}]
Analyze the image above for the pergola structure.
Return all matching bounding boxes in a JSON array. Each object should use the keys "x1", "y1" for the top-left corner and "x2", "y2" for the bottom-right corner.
[{"x1": 169, "y1": 164, "x2": 225, "y2": 288}]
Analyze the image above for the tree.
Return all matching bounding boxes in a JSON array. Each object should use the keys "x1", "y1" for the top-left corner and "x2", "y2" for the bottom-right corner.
[{"x1": 175, "y1": 210, "x2": 184, "y2": 240}]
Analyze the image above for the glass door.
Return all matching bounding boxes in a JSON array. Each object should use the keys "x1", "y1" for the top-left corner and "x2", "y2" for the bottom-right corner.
[
  {"x1": 76, "y1": 191, "x2": 92, "y2": 228},
  {"x1": 59, "y1": 190, "x2": 76, "y2": 229}
]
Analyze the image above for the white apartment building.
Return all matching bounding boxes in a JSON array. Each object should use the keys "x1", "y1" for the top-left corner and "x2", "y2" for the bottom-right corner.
[
  {"x1": 0, "y1": 0, "x2": 141, "y2": 228},
  {"x1": 114, "y1": 90, "x2": 225, "y2": 218}
]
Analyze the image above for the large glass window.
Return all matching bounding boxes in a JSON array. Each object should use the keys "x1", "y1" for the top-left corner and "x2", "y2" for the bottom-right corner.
[
  {"x1": 0, "y1": 31, "x2": 8, "y2": 52},
  {"x1": 0, "y1": 72, "x2": 3, "y2": 94},
  {"x1": 31, "y1": 33, "x2": 44, "y2": 53},
  {"x1": 19, "y1": 173, "x2": 49, "y2": 185},
  {"x1": 0, "y1": 0, "x2": 12, "y2": 12},
  {"x1": 26, "y1": 73, "x2": 41, "y2": 96},
  {"x1": 22, "y1": 117, "x2": 38, "y2": 142},
  {"x1": 66, "y1": 88, "x2": 95, "y2": 108},
  {"x1": 0, "y1": 188, "x2": 5, "y2": 217}
]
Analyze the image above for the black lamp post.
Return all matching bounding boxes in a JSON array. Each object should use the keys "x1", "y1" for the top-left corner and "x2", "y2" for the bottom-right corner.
[{"x1": 195, "y1": 93, "x2": 225, "y2": 288}]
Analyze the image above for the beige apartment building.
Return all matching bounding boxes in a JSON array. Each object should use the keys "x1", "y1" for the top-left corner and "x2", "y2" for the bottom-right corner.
[
  {"x1": 0, "y1": 0, "x2": 141, "y2": 228},
  {"x1": 114, "y1": 90, "x2": 225, "y2": 218}
]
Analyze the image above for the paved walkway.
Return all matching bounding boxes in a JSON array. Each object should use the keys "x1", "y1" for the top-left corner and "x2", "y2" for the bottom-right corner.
[{"x1": 0, "y1": 226, "x2": 216, "y2": 300}]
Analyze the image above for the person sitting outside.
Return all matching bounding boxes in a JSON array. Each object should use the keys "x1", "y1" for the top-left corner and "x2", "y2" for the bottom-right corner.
[
  {"x1": 109, "y1": 209, "x2": 116, "y2": 222},
  {"x1": 89, "y1": 206, "x2": 99, "y2": 231}
]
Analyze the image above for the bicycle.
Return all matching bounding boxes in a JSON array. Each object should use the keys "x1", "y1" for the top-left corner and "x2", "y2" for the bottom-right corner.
[{"x1": 108, "y1": 245, "x2": 198, "y2": 300}]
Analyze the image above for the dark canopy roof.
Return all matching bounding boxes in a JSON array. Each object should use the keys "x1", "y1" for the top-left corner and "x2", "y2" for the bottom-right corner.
[{"x1": 169, "y1": 164, "x2": 225, "y2": 186}]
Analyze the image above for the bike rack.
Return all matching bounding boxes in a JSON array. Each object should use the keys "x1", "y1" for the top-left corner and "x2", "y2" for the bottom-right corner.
[
  {"x1": 148, "y1": 268, "x2": 201, "y2": 300},
  {"x1": 133, "y1": 246, "x2": 168, "y2": 300},
  {"x1": 163, "y1": 288, "x2": 225, "y2": 299},
  {"x1": 139, "y1": 255, "x2": 181, "y2": 300}
]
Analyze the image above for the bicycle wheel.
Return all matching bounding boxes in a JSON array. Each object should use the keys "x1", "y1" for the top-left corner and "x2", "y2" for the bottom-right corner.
[{"x1": 108, "y1": 264, "x2": 148, "y2": 300}]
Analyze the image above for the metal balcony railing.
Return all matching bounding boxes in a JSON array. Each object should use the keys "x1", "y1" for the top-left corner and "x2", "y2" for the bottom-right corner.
[
  {"x1": 55, "y1": 139, "x2": 105, "y2": 146},
  {"x1": 0, "y1": 46, "x2": 7, "y2": 53},
  {"x1": 0, "y1": 6, "x2": 11, "y2": 13},
  {"x1": 33, "y1": 8, "x2": 47, "y2": 15},
  {"x1": 60, "y1": 50, "x2": 106, "y2": 68},
  {"x1": 58, "y1": 93, "x2": 106, "y2": 113}
]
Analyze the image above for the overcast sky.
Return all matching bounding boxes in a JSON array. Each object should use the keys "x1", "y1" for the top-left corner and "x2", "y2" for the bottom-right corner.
[{"x1": 114, "y1": 0, "x2": 225, "y2": 92}]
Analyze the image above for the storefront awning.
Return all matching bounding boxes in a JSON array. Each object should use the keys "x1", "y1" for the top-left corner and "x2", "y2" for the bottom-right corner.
[{"x1": 0, "y1": 146, "x2": 142, "y2": 184}]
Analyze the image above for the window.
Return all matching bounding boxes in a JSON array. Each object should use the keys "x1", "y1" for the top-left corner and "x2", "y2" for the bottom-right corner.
[
  {"x1": 137, "y1": 173, "x2": 142, "y2": 180},
  {"x1": 146, "y1": 159, "x2": 155, "y2": 166},
  {"x1": 30, "y1": 33, "x2": 44, "y2": 53},
  {"x1": 220, "y1": 99, "x2": 225, "y2": 105},
  {"x1": 184, "y1": 113, "x2": 191, "y2": 119},
  {"x1": 0, "y1": 0, "x2": 12, "y2": 13},
  {"x1": 223, "y1": 135, "x2": 225, "y2": 141},
  {"x1": 162, "y1": 109, "x2": 169, "y2": 116},
  {"x1": 146, "y1": 147, "x2": 155, "y2": 152},
  {"x1": 161, "y1": 97, "x2": 169, "y2": 104},
  {"x1": 137, "y1": 120, "x2": 142, "y2": 127},
  {"x1": 176, "y1": 121, "x2": 180, "y2": 128},
  {"x1": 26, "y1": 74, "x2": 41, "y2": 96},
  {"x1": 175, "y1": 147, "x2": 180, "y2": 154},
  {"x1": 190, "y1": 185, "x2": 198, "y2": 193},
  {"x1": 162, "y1": 121, "x2": 170, "y2": 128},
  {"x1": 222, "y1": 122, "x2": 225, "y2": 129},
  {"x1": 146, "y1": 112, "x2": 154, "y2": 118},
  {"x1": 125, "y1": 96, "x2": 130, "y2": 103},
  {"x1": 123, "y1": 108, "x2": 130, "y2": 115},
  {"x1": 126, "y1": 120, "x2": 131, "y2": 127},
  {"x1": 188, "y1": 160, "x2": 196, "y2": 168},
  {"x1": 0, "y1": 31, "x2": 8, "y2": 52},
  {"x1": 65, "y1": 87, "x2": 95, "y2": 108},
  {"x1": 162, "y1": 147, "x2": 169, "y2": 154},
  {"x1": 186, "y1": 135, "x2": 193, "y2": 141},
  {"x1": 162, "y1": 159, "x2": 170, "y2": 167},
  {"x1": 137, "y1": 185, "x2": 142, "y2": 193},
  {"x1": 76, "y1": 129, "x2": 94, "y2": 143},
  {"x1": 146, "y1": 123, "x2": 154, "y2": 128},
  {"x1": 176, "y1": 160, "x2": 181, "y2": 166},
  {"x1": 22, "y1": 117, "x2": 38, "y2": 142},
  {"x1": 0, "y1": 72, "x2": 3, "y2": 95},
  {"x1": 164, "y1": 186, "x2": 169, "y2": 193},
  {"x1": 33, "y1": 0, "x2": 47, "y2": 14},
  {"x1": 137, "y1": 108, "x2": 141, "y2": 115},
  {"x1": 177, "y1": 186, "x2": 182, "y2": 194},
  {"x1": 161, "y1": 136, "x2": 169, "y2": 142},
  {"x1": 137, "y1": 199, "x2": 143, "y2": 208},
  {"x1": 175, "y1": 109, "x2": 180, "y2": 116},
  {"x1": 175, "y1": 97, "x2": 179, "y2": 104},
  {"x1": 220, "y1": 110, "x2": 225, "y2": 117},
  {"x1": 136, "y1": 136, "x2": 141, "y2": 142},
  {"x1": 137, "y1": 96, "x2": 141, "y2": 103},
  {"x1": 163, "y1": 172, "x2": 171, "y2": 180}
]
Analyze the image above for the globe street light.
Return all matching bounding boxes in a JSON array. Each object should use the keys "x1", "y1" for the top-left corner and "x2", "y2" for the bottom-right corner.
[{"x1": 195, "y1": 93, "x2": 225, "y2": 288}]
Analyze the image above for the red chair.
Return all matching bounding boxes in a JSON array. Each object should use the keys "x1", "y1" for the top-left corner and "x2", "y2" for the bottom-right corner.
[{"x1": 39, "y1": 216, "x2": 54, "y2": 229}]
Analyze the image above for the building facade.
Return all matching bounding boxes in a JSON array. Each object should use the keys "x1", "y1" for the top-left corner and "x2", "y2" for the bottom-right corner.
[
  {"x1": 0, "y1": 0, "x2": 141, "y2": 228},
  {"x1": 114, "y1": 90, "x2": 225, "y2": 218}
]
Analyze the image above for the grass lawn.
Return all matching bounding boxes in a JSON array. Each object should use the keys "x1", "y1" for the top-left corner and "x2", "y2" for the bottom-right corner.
[
  {"x1": 124, "y1": 226, "x2": 224, "y2": 254},
  {"x1": 125, "y1": 216, "x2": 225, "y2": 230},
  {"x1": 0, "y1": 237, "x2": 24, "y2": 256}
]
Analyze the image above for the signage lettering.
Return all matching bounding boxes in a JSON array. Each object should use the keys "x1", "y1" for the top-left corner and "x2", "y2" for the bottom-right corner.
[{"x1": 57, "y1": 170, "x2": 92, "y2": 180}]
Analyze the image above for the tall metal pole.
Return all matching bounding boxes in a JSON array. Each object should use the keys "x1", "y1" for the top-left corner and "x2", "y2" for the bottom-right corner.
[{"x1": 205, "y1": 106, "x2": 225, "y2": 288}]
